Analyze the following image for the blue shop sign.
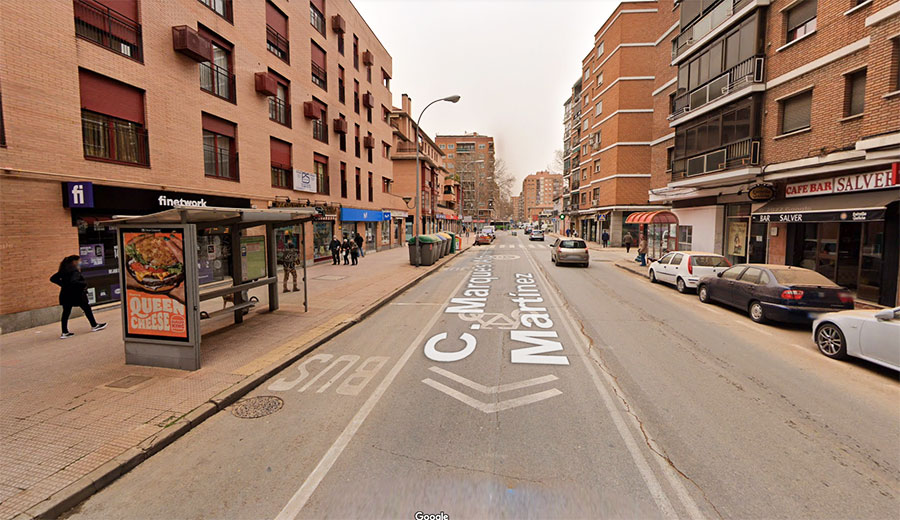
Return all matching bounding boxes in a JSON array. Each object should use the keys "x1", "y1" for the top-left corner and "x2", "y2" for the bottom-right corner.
[{"x1": 341, "y1": 207, "x2": 386, "y2": 222}]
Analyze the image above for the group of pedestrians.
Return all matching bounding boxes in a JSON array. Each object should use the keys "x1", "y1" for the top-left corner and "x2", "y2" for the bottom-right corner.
[{"x1": 328, "y1": 233, "x2": 365, "y2": 266}]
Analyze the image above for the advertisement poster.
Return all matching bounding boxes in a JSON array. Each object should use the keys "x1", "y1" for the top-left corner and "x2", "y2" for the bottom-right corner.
[
  {"x1": 727, "y1": 221, "x2": 748, "y2": 257},
  {"x1": 293, "y1": 169, "x2": 317, "y2": 193},
  {"x1": 79, "y1": 244, "x2": 105, "y2": 267},
  {"x1": 121, "y1": 229, "x2": 190, "y2": 342},
  {"x1": 240, "y1": 235, "x2": 267, "y2": 282}
]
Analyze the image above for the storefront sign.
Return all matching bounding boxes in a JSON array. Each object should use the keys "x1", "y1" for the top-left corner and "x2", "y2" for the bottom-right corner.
[
  {"x1": 120, "y1": 228, "x2": 191, "y2": 342},
  {"x1": 382, "y1": 211, "x2": 392, "y2": 221},
  {"x1": 340, "y1": 207, "x2": 386, "y2": 222},
  {"x1": 747, "y1": 183, "x2": 775, "y2": 202},
  {"x1": 752, "y1": 209, "x2": 884, "y2": 223},
  {"x1": 293, "y1": 169, "x2": 317, "y2": 193},
  {"x1": 65, "y1": 182, "x2": 94, "y2": 208},
  {"x1": 785, "y1": 170, "x2": 897, "y2": 198}
]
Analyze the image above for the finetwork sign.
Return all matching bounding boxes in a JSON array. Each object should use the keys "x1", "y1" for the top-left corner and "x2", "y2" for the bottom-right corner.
[{"x1": 158, "y1": 195, "x2": 208, "y2": 207}]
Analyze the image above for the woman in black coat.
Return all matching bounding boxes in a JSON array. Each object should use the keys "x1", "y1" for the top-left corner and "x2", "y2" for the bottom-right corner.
[{"x1": 50, "y1": 255, "x2": 106, "y2": 338}]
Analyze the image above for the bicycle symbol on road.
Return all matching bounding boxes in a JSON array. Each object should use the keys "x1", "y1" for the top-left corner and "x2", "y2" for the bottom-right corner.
[{"x1": 457, "y1": 310, "x2": 520, "y2": 330}]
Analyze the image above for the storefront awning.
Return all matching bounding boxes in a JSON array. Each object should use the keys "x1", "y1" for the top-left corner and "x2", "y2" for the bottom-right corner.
[
  {"x1": 751, "y1": 189, "x2": 899, "y2": 223},
  {"x1": 625, "y1": 210, "x2": 679, "y2": 224}
]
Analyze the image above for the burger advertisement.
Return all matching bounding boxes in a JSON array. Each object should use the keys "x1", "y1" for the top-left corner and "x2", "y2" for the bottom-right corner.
[{"x1": 120, "y1": 228, "x2": 190, "y2": 341}]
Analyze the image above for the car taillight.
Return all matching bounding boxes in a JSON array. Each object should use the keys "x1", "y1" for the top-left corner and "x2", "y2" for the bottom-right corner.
[
  {"x1": 687, "y1": 256, "x2": 693, "y2": 274},
  {"x1": 838, "y1": 292, "x2": 854, "y2": 304},
  {"x1": 781, "y1": 289, "x2": 804, "y2": 300}
]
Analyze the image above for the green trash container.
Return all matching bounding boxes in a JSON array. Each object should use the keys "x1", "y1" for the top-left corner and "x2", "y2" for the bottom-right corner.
[
  {"x1": 407, "y1": 235, "x2": 439, "y2": 265},
  {"x1": 447, "y1": 232, "x2": 457, "y2": 253}
]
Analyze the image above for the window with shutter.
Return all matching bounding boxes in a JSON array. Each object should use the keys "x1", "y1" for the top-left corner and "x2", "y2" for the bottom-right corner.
[
  {"x1": 79, "y1": 69, "x2": 148, "y2": 165},
  {"x1": 780, "y1": 91, "x2": 812, "y2": 134},
  {"x1": 266, "y1": 2, "x2": 289, "y2": 62},
  {"x1": 202, "y1": 113, "x2": 237, "y2": 180},
  {"x1": 270, "y1": 138, "x2": 292, "y2": 188},
  {"x1": 786, "y1": 0, "x2": 817, "y2": 43},
  {"x1": 844, "y1": 69, "x2": 866, "y2": 117},
  {"x1": 311, "y1": 41, "x2": 327, "y2": 90}
]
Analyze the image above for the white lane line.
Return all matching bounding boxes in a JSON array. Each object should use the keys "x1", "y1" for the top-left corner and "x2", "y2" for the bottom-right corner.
[
  {"x1": 521, "y1": 247, "x2": 703, "y2": 520},
  {"x1": 428, "y1": 366, "x2": 558, "y2": 394},
  {"x1": 274, "y1": 266, "x2": 475, "y2": 520},
  {"x1": 421, "y1": 378, "x2": 562, "y2": 413},
  {"x1": 734, "y1": 320, "x2": 773, "y2": 336}
]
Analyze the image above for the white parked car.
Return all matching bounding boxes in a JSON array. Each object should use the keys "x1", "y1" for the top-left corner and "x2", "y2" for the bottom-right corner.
[
  {"x1": 812, "y1": 307, "x2": 900, "y2": 370},
  {"x1": 648, "y1": 252, "x2": 731, "y2": 293}
]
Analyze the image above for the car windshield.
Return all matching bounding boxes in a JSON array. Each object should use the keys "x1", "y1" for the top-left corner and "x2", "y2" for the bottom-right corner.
[
  {"x1": 771, "y1": 268, "x2": 838, "y2": 286},
  {"x1": 560, "y1": 240, "x2": 585, "y2": 248},
  {"x1": 692, "y1": 255, "x2": 729, "y2": 267}
]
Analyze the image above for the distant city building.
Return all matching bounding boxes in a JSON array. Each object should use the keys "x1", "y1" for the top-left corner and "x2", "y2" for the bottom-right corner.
[
  {"x1": 436, "y1": 133, "x2": 496, "y2": 222},
  {"x1": 522, "y1": 171, "x2": 563, "y2": 222}
]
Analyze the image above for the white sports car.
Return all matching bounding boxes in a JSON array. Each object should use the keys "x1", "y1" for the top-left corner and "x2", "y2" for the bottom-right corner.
[{"x1": 812, "y1": 307, "x2": 900, "y2": 371}]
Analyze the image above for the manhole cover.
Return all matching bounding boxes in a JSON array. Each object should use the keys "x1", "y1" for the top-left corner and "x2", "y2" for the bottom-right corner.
[
  {"x1": 231, "y1": 396, "x2": 283, "y2": 419},
  {"x1": 315, "y1": 275, "x2": 347, "y2": 281},
  {"x1": 490, "y1": 255, "x2": 520, "y2": 260},
  {"x1": 105, "y1": 375, "x2": 152, "y2": 389}
]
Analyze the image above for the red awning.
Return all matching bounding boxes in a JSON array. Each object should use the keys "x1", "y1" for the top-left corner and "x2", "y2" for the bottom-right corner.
[{"x1": 625, "y1": 210, "x2": 679, "y2": 224}]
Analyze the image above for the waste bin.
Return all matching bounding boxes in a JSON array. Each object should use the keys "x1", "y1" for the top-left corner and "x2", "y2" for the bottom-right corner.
[
  {"x1": 408, "y1": 235, "x2": 439, "y2": 265},
  {"x1": 447, "y1": 232, "x2": 457, "y2": 253},
  {"x1": 435, "y1": 234, "x2": 448, "y2": 257},
  {"x1": 437, "y1": 232, "x2": 451, "y2": 256}
]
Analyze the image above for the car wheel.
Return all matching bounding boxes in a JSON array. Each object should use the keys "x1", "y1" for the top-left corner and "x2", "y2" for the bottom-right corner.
[
  {"x1": 816, "y1": 323, "x2": 848, "y2": 360},
  {"x1": 748, "y1": 301, "x2": 767, "y2": 324},
  {"x1": 698, "y1": 284, "x2": 711, "y2": 303},
  {"x1": 582, "y1": 262, "x2": 589, "y2": 268},
  {"x1": 676, "y1": 278, "x2": 687, "y2": 293},
  {"x1": 649, "y1": 270, "x2": 657, "y2": 283}
]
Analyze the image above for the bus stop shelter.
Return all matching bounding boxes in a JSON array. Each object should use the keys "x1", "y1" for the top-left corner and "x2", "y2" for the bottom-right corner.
[
  {"x1": 112, "y1": 205, "x2": 317, "y2": 370},
  {"x1": 625, "y1": 210, "x2": 679, "y2": 261}
]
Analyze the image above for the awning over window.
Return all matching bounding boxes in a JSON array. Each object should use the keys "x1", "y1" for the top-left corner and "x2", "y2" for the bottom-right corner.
[
  {"x1": 625, "y1": 210, "x2": 679, "y2": 224},
  {"x1": 751, "y1": 189, "x2": 899, "y2": 223}
]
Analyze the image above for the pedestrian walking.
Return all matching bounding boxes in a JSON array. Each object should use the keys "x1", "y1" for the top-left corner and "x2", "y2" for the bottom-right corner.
[
  {"x1": 341, "y1": 234, "x2": 351, "y2": 265},
  {"x1": 601, "y1": 230, "x2": 610, "y2": 248},
  {"x1": 623, "y1": 232, "x2": 634, "y2": 253},
  {"x1": 281, "y1": 241, "x2": 299, "y2": 293},
  {"x1": 329, "y1": 236, "x2": 342, "y2": 265},
  {"x1": 638, "y1": 235, "x2": 648, "y2": 267},
  {"x1": 354, "y1": 232, "x2": 365, "y2": 258},
  {"x1": 349, "y1": 239, "x2": 360, "y2": 265},
  {"x1": 50, "y1": 255, "x2": 106, "y2": 339}
]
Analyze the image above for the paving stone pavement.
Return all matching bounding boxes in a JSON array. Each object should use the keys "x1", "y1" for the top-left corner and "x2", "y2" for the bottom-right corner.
[{"x1": 0, "y1": 238, "x2": 471, "y2": 520}]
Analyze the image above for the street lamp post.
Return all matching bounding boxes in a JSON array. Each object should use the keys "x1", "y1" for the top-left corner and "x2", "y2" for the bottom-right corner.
[{"x1": 414, "y1": 95, "x2": 460, "y2": 266}]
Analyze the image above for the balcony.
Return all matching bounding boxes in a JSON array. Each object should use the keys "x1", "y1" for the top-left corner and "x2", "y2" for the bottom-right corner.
[
  {"x1": 268, "y1": 97, "x2": 290, "y2": 126},
  {"x1": 200, "y1": 62, "x2": 235, "y2": 102},
  {"x1": 312, "y1": 119, "x2": 328, "y2": 143},
  {"x1": 672, "y1": 137, "x2": 760, "y2": 180},
  {"x1": 74, "y1": 0, "x2": 142, "y2": 61},
  {"x1": 266, "y1": 25, "x2": 289, "y2": 63},
  {"x1": 671, "y1": 55, "x2": 764, "y2": 122},
  {"x1": 672, "y1": 0, "x2": 757, "y2": 62},
  {"x1": 311, "y1": 62, "x2": 327, "y2": 90}
]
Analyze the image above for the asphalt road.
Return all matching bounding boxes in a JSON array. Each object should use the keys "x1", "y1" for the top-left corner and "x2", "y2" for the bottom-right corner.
[{"x1": 67, "y1": 232, "x2": 899, "y2": 519}]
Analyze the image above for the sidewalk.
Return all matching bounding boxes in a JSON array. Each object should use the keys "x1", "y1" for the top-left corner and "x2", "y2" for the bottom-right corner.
[{"x1": 0, "y1": 237, "x2": 472, "y2": 520}]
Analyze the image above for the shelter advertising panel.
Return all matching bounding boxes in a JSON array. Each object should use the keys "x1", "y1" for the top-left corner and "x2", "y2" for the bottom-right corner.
[{"x1": 119, "y1": 227, "x2": 193, "y2": 343}]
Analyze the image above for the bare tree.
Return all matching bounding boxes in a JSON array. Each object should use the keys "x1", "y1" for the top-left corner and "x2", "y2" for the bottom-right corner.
[{"x1": 548, "y1": 149, "x2": 565, "y2": 174}]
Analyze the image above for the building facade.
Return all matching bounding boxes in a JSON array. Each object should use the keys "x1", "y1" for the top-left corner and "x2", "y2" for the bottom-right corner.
[
  {"x1": 564, "y1": 2, "x2": 668, "y2": 246},
  {"x1": 0, "y1": 0, "x2": 402, "y2": 331},
  {"x1": 650, "y1": 0, "x2": 899, "y2": 306},
  {"x1": 522, "y1": 171, "x2": 563, "y2": 222},
  {"x1": 389, "y1": 94, "x2": 456, "y2": 236},
  {"x1": 436, "y1": 132, "x2": 496, "y2": 223}
]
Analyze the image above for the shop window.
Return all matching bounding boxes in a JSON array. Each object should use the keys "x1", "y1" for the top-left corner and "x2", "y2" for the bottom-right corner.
[
  {"x1": 79, "y1": 69, "x2": 148, "y2": 166},
  {"x1": 844, "y1": 68, "x2": 866, "y2": 117},
  {"x1": 199, "y1": 30, "x2": 234, "y2": 102},
  {"x1": 314, "y1": 153, "x2": 329, "y2": 195},
  {"x1": 268, "y1": 72, "x2": 290, "y2": 127},
  {"x1": 355, "y1": 167, "x2": 361, "y2": 200},
  {"x1": 381, "y1": 219, "x2": 390, "y2": 244},
  {"x1": 786, "y1": 0, "x2": 816, "y2": 44},
  {"x1": 313, "y1": 221, "x2": 334, "y2": 261},
  {"x1": 340, "y1": 162, "x2": 347, "y2": 198},
  {"x1": 198, "y1": 0, "x2": 232, "y2": 21},
  {"x1": 266, "y1": 2, "x2": 289, "y2": 63},
  {"x1": 309, "y1": 0, "x2": 325, "y2": 35},
  {"x1": 678, "y1": 225, "x2": 692, "y2": 251},
  {"x1": 74, "y1": 0, "x2": 142, "y2": 61},
  {"x1": 270, "y1": 137, "x2": 292, "y2": 189},
  {"x1": 780, "y1": 90, "x2": 812, "y2": 134},
  {"x1": 202, "y1": 113, "x2": 237, "y2": 180}
]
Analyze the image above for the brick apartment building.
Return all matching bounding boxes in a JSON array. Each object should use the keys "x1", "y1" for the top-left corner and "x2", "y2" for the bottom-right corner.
[
  {"x1": 436, "y1": 132, "x2": 497, "y2": 223},
  {"x1": 522, "y1": 170, "x2": 563, "y2": 223},
  {"x1": 389, "y1": 94, "x2": 457, "y2": 236},
  {"x1": 0, "y1": 0, "x2": 402, "y2": 331},
  {"x1": 648, "y1": 0, "x2": 899, "y2": 306},
  {"x1": 562, "y1": 2, "x2": 668, "y2": 246}
]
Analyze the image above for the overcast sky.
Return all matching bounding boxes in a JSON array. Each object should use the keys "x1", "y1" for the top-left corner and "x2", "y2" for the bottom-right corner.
[{"x1": 353, "y1": 0, "x2": 619, "y2": 188}]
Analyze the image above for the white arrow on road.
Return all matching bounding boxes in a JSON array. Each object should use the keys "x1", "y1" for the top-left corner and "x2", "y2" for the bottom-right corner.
[{"x1": 422, "y1": 366, "x2": 562, "y2": 413}]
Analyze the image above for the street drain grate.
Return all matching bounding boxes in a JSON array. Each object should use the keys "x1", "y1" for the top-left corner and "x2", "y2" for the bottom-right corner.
[
  {"x1": 231, "y1": 396, "x2": 283, "y2": 419},
  {"x1": 105, "y1": 375, "x2": 152, "y2": 389}
]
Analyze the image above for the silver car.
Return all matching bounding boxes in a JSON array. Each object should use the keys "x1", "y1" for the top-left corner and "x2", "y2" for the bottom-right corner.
[{"x1": 551, "y1": 239, "x2": 589, "y2": 267}]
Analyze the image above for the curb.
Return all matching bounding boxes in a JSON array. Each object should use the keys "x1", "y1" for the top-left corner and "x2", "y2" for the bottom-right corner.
[
  {"x1": 27, "y1": 244, "x2": 472, "y2": 520},
  {"x1": 614, "y1": 261, "x2": 648, "y2": 278}
]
